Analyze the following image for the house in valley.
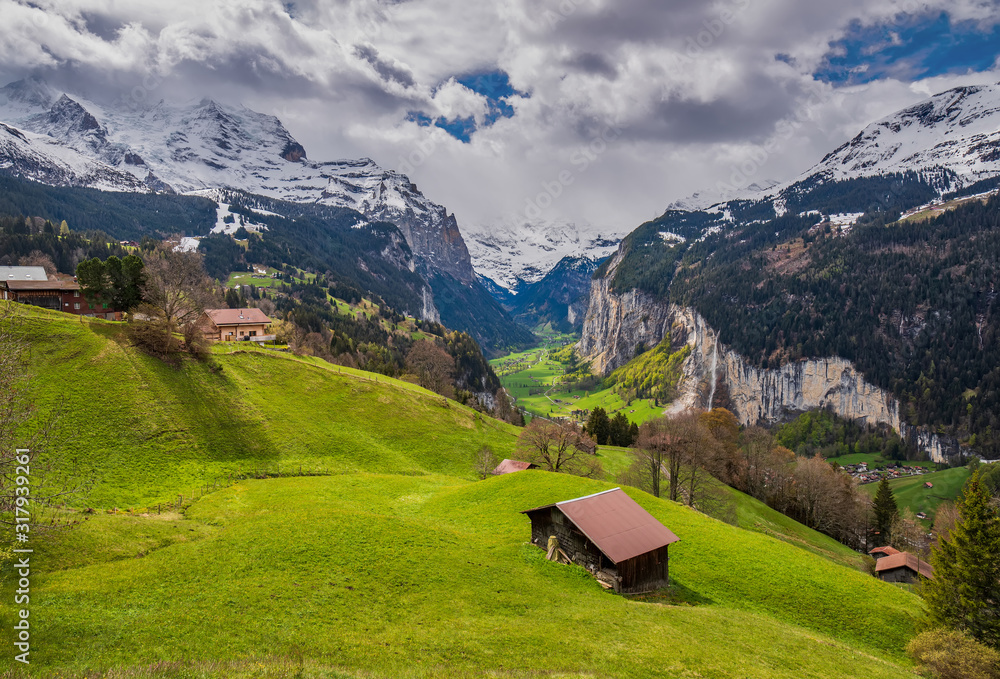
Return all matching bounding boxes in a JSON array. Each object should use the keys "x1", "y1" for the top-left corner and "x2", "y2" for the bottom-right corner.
[
  {"x1": 196, "y1": 308, "x2": 274, "y2": 342},
  {"x1": 522, "y1": 488, "x2": 680, "y2": 593},
  {"x1": 875, "y1": 551, "x2": 934, "y2": 584}
]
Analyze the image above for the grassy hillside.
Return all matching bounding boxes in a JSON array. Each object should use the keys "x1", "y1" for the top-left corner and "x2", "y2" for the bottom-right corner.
[
  {"x1": 9, "y1": 472, "x2": 923, "y2": 678},
  {"x1": 0, "y1": 305, "x2": 929, "y2": 678},
  {"x1": 861, "y1": 467, "x2": 971, "y2": 526},
  {"x1": 18, "y1": 305, "x2": 519, "y2": 507}
]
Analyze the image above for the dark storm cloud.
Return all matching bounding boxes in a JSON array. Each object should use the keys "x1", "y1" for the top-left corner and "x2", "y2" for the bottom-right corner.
[
  {"x1": 563, "y1": 52, "x2": 618, "y2": 79},
  {"x1": 354, "y1": 44, "x2": 416, "y2": 88}
]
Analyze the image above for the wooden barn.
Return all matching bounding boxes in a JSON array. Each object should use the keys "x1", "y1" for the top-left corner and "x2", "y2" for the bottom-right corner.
[{"x1": 522, "y1": 488, "x2": 680, "y2": 594}]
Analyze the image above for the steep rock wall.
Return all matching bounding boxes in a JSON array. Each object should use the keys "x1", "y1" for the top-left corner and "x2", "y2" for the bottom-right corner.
[{"x1": 579, "y1": 262, "x2": 962, "y2": 463}]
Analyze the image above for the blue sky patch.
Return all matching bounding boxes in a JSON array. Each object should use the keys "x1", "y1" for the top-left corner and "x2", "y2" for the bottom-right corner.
[
  {"x1": 815, "y1": 12, "x2": 1000, "y2": 85},
  {"x1": 408, "y1": 70, "x2": 527, "y2": 143}
]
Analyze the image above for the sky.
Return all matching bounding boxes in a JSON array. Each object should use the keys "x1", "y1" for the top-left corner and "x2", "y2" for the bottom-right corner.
[{"x1": 0, "y1": 0, "x2": 999, "y2": 240}]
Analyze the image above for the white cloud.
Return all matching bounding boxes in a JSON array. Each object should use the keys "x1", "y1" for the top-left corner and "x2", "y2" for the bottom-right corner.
[{"x1": 0, "y1": 0, "x2": 997, "y2": 241}]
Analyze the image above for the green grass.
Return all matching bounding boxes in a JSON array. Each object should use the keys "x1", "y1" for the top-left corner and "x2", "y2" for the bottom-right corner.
[
  {"x1": 491, "y1": 341, "x2": 667, "y2": 426},
  {"x1": 7, "y1": 472, "x2": 923, "y2": 679},
  {"x1": 861, "y1": 467, "x2": 971, "y2": 526},
  {"x1": 827, "y1": 453, "x2": 937, "y2": 470},
  {"x1": 0, "y1": 304, "x2": 928, "y2": 678},
  {"x1": 17, "y1": 305, "x2": 519, "y2": 508}
]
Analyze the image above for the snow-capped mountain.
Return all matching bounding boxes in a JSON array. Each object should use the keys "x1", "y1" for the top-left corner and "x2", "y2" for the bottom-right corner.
[
  {"x1": 808, "y1": 83, "x2": 1000, "y2": 186},
  {"x1": 464, "y1": 219, "x2": 622, "y2": 292},
  {"x1": 0, "y1": 77, "x2": 474, "y2": 282}
]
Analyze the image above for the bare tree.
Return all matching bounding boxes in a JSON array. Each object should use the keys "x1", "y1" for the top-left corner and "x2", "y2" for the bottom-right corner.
[
  {"x1": 932, "y1": 501, "x2": 960, "y2": 542},
  {"x1": 516, "y1": 419, "x2": 600, "y2": 478},
  {"x1": 627, "y1": 413, "x2": 715, "y2": 503},
  {"x1": 18, "y1": 251, "x2": 57, "y2": 276},
  {"x1": 473, "y1": 445, "x2": 498, "y2": 479},
  {"x1": 406, "y1": 340, "x2": 455, "y2": 397},
  {"x1": 139, "y1": 246, "x2": 219, "y2": 331},
  {"x1": 130, "y1": 247, "x2": 219, "y2": 357},
  {"x1": 739, "y1": 426, "x2": 774, "y2": 501}
]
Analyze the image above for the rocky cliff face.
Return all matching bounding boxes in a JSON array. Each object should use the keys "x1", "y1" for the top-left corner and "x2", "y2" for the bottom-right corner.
[
  {"x1": 577, "y1": 252, "x2": 675, "y2": 374},
  {"x1": 579, "y1": 257, "x2": 962, "y2": 462}
]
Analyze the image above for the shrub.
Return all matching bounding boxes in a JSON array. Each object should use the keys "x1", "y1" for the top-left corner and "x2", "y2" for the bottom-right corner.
[{"x1": 907, "y1": 629, "x2": 1000, "y2": 679}]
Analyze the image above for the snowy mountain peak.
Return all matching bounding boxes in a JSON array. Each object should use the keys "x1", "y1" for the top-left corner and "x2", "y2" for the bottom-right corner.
[
  {"x1": 0, "y1": 77, "x2": 477, "y2": 282},
  {"x1": 808, "y1": 82, "x2": 1000, "y2": 186}
]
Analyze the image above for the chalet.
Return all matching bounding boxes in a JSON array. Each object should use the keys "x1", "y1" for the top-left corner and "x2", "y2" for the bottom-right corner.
[
  {"x1": 196, "y1": 308, "x2": 274, "y2": 342},
  {"x1": 493, "y1": 459, "x2": 539, "y2": 475},
  {"x1": 522, "y1": 488, "x2": 680, "y2": 594},
  {"x1": 924, "y1": 482, "x2": 934, "y2": 488},
  {"x1": 1, "y1": 268, "x2": 121, "y2": 320},
  {"x1": 875, "y1": 551, "x2": 934, "y2": 584},
  {"x1": 868, "y1": 545, "x2": 900, "y2": 561}
]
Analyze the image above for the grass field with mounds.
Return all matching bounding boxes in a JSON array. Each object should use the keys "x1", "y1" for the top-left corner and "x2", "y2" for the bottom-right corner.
[
  {"x1": 7, "y1": 472, "x2": 924, "y2": 679},
  {"x1": 17, "y1": 305, "x2": 519, "y2": 508},
  {"x1": 0, "y1": 304, "x2": 929, "y2": 679},
  {"x1": 861, "y1": 467, "x2": 971, "y2": 526}
]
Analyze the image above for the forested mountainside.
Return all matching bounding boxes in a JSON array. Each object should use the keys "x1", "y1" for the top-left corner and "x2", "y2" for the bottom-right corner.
[
  {"x1": 0, "y1": 173, "x2": 532, "y2": 353},
  {"x1": 599, "y1": 180, "x2": 1000, "y2": 456}
]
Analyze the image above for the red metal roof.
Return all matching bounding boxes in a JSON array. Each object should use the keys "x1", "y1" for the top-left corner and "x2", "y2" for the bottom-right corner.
[
  {"x1": 204, "y1": 308, "x2": 271, "y2": 326},
  {"x1": 869, "y1": 546, "x2": 900, "y2": 556},
  {"x1": 875, "y1": 551, "x2": 934, "y2": 579},
  {"x1": 524, "y1": 488, "x2": 680, "y2": 564},
  {"x1": 493, "y1": 459, "x2": 536, "y2": 475}
]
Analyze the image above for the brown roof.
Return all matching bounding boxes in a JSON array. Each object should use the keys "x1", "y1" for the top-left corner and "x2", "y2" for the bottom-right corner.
[
  {"x1": 493, "y1": 459, "x2": 537, "y2": 475},
  {"x1": 5, "y1": 279, "x2": 79, "y2": 291},
  {"x1": 204, "y1": 308, "x2": 271, "y2": 326},
  {"x1": 869, "y1": 546, "x2": 900, "y2": 556},
  {"x1": 875, "y1": 551, "x2": 934, "y2": 579},
  {"x1": 523, "y1": 488, "x2": 680, "y2": 564}
]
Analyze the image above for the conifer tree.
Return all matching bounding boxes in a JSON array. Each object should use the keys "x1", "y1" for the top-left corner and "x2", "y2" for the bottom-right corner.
[
  {"x1": 924, "y1": 472, "x2": 1000, "y2": 648},
  {"x1": 872, "y1": 477, "x2": 898, "y2": 546}
]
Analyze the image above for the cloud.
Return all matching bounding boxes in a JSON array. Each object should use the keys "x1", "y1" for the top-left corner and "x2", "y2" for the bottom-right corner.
[{"x1": 0, "y1": 0, "x2": 998, "y2": 241}]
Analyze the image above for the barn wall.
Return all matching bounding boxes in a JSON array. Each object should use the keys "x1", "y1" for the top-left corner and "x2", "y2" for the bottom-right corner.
[
  {"x1": 879, "y1": 568, "x2": 916, "y2": 584},
  {"x1": 618, "y1": 546, "x2": 669, "y2": 593},
  {"x1": 527, "y1": 508, "x2": 604, "y2": 571}
]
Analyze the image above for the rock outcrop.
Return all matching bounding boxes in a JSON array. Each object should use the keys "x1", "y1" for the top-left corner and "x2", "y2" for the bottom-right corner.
[{"x1": 579, "y1": 254, "x2": 964, "y2": 463}]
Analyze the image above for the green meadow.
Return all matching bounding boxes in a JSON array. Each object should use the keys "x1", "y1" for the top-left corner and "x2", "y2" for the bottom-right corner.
[
  {"x1": 0, "y1": 305, "x2": 926, "y2": 678},
  {"x1": 490, "y1": 337, "x2": 665, "y2": 425},
  {"x1": 861, "y1": 466, "x2": 971, "y2": 526}
]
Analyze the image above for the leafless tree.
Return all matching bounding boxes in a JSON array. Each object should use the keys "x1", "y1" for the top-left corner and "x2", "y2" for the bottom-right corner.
[
  {"x1": 473, "y1": 445, "x2": 498, "y2": 480},
  {"x1": 139, "y1": 246, "x2": 219, "y2": 331},
  {"x1": 18, "y1": 251, "x2": 57, "y2": 276},
  {"x1": 627, "y1": 413, "x2": 716, "y2": 503},
  {"x1": 406, "y1": 340, "x2": 455, "y2": 397},
  {"x1": 130, "y1": 247, "x2": 220, "y2": 357},
  {"x1": 516, "y1": 419, "x2": 601, "y2": 478},
  {"x1": 932, "y1": 501, "x2": 960, "y2": 542}
]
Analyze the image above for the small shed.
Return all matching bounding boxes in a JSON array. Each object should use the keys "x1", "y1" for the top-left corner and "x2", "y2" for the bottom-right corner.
[
  {"x1": 875, "y1": 551, "x2": 934, "y2": 584},
  {"x1": 522, "y1": 488, "x2": 680, "y2": 594},
  {"x1": 493, "y1": 459, "x2": 539, "y2": 475}
]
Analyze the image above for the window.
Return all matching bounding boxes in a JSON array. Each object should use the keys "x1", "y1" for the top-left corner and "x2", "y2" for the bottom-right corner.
[
  {"x1": 102, "y1": 303, "x2": 108, "y2": 309},
  {"x1": 249, "y1": 330, "x2": 257, "y2": 337},
  {"x1": 73, "y1": 290, "x2": 80, "y2": 297},
  {"x1": 73, "y1": 303, "x2": 81, "y2": 310}
]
